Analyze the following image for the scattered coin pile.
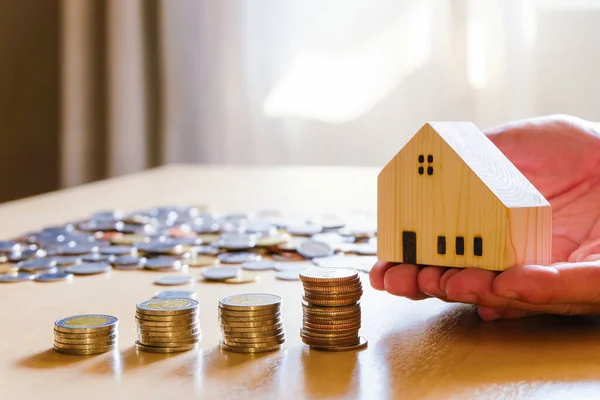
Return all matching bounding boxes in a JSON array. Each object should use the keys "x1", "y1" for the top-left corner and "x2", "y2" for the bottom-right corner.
[
  {"x1": 299, "y1": 267, "x2": 367, "y2": 351},
  {"x1": 0, "y1": 206, "x2": 377, "y2": 284},
  {"x1": 53, "y1": 314, "x2": 118, "y2": 355},
  {"x1": 135, "y1": 298, "x2": 201, "y2": 353},
  {"x1": 218, "y1": 293, "x2": 285, "y2": 353}
]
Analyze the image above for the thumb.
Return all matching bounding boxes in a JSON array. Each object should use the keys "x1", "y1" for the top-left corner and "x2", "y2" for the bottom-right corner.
[{"x1": 492, "y1": 261, "x2": 600, "y2": 305}]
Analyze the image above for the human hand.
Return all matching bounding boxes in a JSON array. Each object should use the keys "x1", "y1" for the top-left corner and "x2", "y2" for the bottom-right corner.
[{"x1": 370, "y1": 114, "x2": 600, "y2": 320}]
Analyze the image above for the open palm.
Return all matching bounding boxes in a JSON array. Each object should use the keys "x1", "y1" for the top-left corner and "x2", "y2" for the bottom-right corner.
[{"x1": 370, "y1": 115, "x2": 600, "y2": 320}]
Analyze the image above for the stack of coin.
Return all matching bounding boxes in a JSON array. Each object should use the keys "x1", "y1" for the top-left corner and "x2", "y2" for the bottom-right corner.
[
  {"x1": 218, "y1": 293, "x2": 285, "y2": 354},
  {"x1": 53, "y1": 314, "x2": 118, "y2": 355},
  {"x1": 299, "y1": 267, "x2": 367, "y2": 351},
  {"x1": 135, "y1": 298, "x2": 201, "y2": 353}
]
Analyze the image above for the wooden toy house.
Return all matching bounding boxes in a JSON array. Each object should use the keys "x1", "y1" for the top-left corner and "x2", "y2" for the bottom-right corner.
[{"x1": 377, "y1": 122, "x2": 552, "y2": 271}]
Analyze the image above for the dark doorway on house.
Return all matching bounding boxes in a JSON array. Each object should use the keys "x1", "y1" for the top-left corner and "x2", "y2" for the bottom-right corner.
[{"x1": 402, "y1": 231, "x2": 417, "y2": 264}]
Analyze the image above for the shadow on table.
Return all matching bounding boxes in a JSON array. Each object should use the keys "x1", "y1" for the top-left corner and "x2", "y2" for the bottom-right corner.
[
  {"x1": 17, "y1": 348, "x2": 92, "y2": 369},
  {"x1": 85, "y1": 345, "x2": 187, "y2": 375},
  {"x1": 378, "y1": 304, "x2": 600, "y2": 396}
]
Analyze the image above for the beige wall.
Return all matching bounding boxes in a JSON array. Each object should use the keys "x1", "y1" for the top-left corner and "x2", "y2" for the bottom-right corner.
[{"x1": 0, "y1": 0, "x2": 60, "y2": 203}]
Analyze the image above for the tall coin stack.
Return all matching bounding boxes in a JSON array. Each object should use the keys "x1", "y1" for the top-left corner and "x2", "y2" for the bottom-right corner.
[
  {"x1": 135, "y1": 298, "x2": 201, "y2": 353},
  {"x1": 218, "y1": 293, "x2": 285, "y2": 354},
  {"x1": 53, "y1": 314, "x2": 118, "y2": 355},
  {"x1": 299, "y1": 267, "x2": 368, "y2": 351}
]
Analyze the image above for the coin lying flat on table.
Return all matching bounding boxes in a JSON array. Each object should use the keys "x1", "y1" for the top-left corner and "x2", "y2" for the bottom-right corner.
[
  {"x1": 53, "y1": 314, "x2": 118, "y2": 355},
  {"x1": 218, "y1": 293, "x2": 285, "y2": 353},
  {"x1": 154, "y1": 290, "x2": 196, "y2": 299},
  {"x1": 153, "y1": 275, "x2": 193, "y2": 286},
  {"x1": 0, "y1": 272, "x2": 34, "y2": 283},
  {"x1": 201, "y1": 267, "x2": 240, "y2": 281},
  {"x1": 35, "y1": 271, "x2": 73, "y2": 282},
  {"x1": 135, "y1": 298, "x2": 201, "y2": 353},
  {"x1": 65, "y1": 262, "x2": 111, "y2": 275}
]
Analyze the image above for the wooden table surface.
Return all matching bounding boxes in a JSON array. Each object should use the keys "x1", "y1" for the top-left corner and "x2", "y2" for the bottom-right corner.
[{"x1": 2, "y1": 164, "x2": 600, "y2": 400}]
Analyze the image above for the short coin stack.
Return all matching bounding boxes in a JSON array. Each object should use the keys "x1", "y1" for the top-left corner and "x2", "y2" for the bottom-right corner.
[
  {"x1": 299, "y1": 267, "x2": 368, "y2": 351},
  {"x1": 53, "y1": 314, "x2": 118, "y2": 355},
  {"x1": 218, "y1": 293, "x2": 285, "y2": 353},
  {"x1": 135, "y1": 298, "x2": 201, "y2": 353}
]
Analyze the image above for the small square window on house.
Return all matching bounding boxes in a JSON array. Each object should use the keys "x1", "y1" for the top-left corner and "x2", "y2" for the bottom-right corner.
[
  {"x1": 455, "y1": 236, "x2": 464, "y2": 255},
  {"x1": 427, "y1": 166, "x2": 433, "y2": 175},
  {"x1": 474, "y1": 237, "x2": 482, "y2": 256},
  {"x1": 418, "y1": 166, "x2": 424, "y2": 175},
  {"x1": 418, "y1": 155, "x2": 424, "y2": 163},
  {"x1": 437, "y1": 236, "x2": 446, "y2": 254},
  {"x1": 428, "y1": 155, "x2": 433, "y2": 162}
]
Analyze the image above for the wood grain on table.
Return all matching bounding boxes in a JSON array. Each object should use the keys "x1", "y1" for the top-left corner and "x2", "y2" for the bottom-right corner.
[{"x1": 1, "y1": 165, "x2": 600, "y2": 400}]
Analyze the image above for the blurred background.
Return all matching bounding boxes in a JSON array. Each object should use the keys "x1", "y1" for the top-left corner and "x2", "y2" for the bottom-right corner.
[{"x1": 1, "y1": 0, "x2": 599, "y2": 203}]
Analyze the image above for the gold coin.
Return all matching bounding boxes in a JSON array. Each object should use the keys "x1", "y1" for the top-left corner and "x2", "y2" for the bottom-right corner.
[
  {"x1": 300, "y1": 335, "x2": 359, "y2": 347},
  {"x1": 111, "y1": 234, "x2": 150, "y2": 246},
  {"x1": 310, "y1": 336, "x2": 368, "y2": 352},
  {"x1": 136, "y1": 298, "x2": 199, "y2": 316},
  {"x1": 135, "y1": 316, "x2": 198, "y2": 326},
  {"x1": 219, "y1": 340, "x2": 280, "y2": 354},
  {"x1": 137, "y1": 328, "x2": 200, "y2": 339},
  {"x1": 54, "y1": 314, "x2": 118, "y2": 334},
  {"x1": 218, "y1": 307, "x2": 279, "y2": 318},
  {"x1": 185, "y1": 256, "x2": 218, "y2": 267},
  {"x1": 0, "y1": 263, "x2": 17, "y2": 274},
  {"x1": 222, "y1": 327, "x2": 285, "y2": 339},
  {"x1": 303, "y1": 291, "x2": 363, "y2": 300},
  {"x1": 218, "y1": 312, "x2": 281, "y2": 323},
  {"x1": 303, "y1": 321, "x2": 361, "y2": 331},
  {"x1": 139, "y1": 338, "x2": 199, "y2": 347},
  {"x1": 135, "y1": 340, "x2": 196, "y2": 353},
  {"x1": 255, "y1": 235, "x2": 290, "y2": 247},
  {"x1": 300, "y1": 328, "x2": 359, "y2": 339},
  {"x1": 299, "y1": 267, "x2": 359, "y2": 284},
  {"x1": 222, "y1": 332, "x2": 285, "y2": 344},
  {"x1": 220, "y1": 320, "x2": 282, "y2": 330},
  {"x1": 53, "y1": 329, "x2": 117, "y2": 339},
  {"x1": 301, "y1": 282, "x2": 363, "y2": 293},
  {"x1": 53, "y1": 341, "x2": 116, "y2": 350},
  {"x1": 54, "y1": 335, "x2": 118, "y2": 345},
  {"x1": 222, "y1": 337, "x2": 285, "y2": 348},
  {"x1": 219, "y1": 293, "x2": 281, "y2": 311},
  {"x1": 302, "y1": 302, "x2": 360, "y2": 314},
  {"x1": 54, "y1": 346, "x2": 116, "y2": 355},
  {"x1": 136, "y1": 323, "x2": 199, "y2": 332},
  {"x1": 302, "y1": 296, "x2": 361, "y2": 307}
]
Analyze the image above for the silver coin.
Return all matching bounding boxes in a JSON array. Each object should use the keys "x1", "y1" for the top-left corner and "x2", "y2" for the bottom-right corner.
[
  {"x1": 241, "y1": 260, "x2": 278, "y2": 271},
  {"x1": 54, "y1": 243, "x2": 99, "y2": 256},
  {"x1": 18, "y1": 258, "x2": 58, "y2": 273},
  {"x1": 34, "y1": 271, "x2": 73, "y2": 282},
  {"x1": 136, "y1": 241, "x2": 183, "y2": 254},
  {"x1": 0, "y1": 272, "x2": 34, "y2": 283},
  {"x1": 192, "y1": 245, "x2": 220, "y2": 256},
  {"x1": 202, "y1": 267, "x2": 240, "y2": 281},
  {"x1": 66, "y1": 262, "x2": 111, "y2": 275},
  {"x1": 213, "y1": 238, "x2": 255, "y2": 250},
  {"x1": 351, "y1": 243, "x2": 377, "y2": 255},
  {"x1": 274, "y1": 262, "x2": 313, "y2": 272},
  {"x1": 81, "y1": 253, "x2": 113, "y2": 262},
  {"x1": 275, "y1": 270, "x2": 301, "y2": 281},
  {"x1": 144, "y1": 257, "x2": 182, "y2": 271},
  {"x1": 154, "y1": 275, "x2": 193, "y2": 286},
  {"x1": 47, "y1": 255, "x2": 81, "y2": 266},
  {"x1": 297, "y1": 240, "x2": 334, "y2": 259},
  {"x1": 0, "y1": 240, "x2": 20, "y2": 254},
  {"x1": 217, "y1": 252, "x2": 261, "y2": 264},
  {"x1": 112, "y1": 255, "x2": 145, "y2": 265},
  {"x1": 154, "y1": 290, "x2": 196, "y2": 299},
  {"x1": 99, "y1": 245, "x2": 135, "y2": 256},
  {"x1": 286, "y1": 223, "x2": 323, "y2": 236}
]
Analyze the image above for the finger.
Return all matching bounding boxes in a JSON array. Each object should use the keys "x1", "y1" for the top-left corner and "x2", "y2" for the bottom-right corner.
[
  {"x1": 439, "y1": 268, "x2": 462, "y2": 293},
  {"x1": 383, "y1": 264, "x2": 430, "y2": 300},
  {"x1": 444, "y1": 267, "x2": 499, "y2": 304},
  {"x1": 476, "y1": 306, "x2": 541, "y2": 321},
  {"x1": 570, "y1": 239, "x2": 600, "y2": 262},
  {"x1": 584, "y1": 254, "x2": 600, "y2": 262},
  {"x1": 491, "y1": 262, "x2": 600, "y2": 304},
  {"x1": 369, "y1": 261, "x2": 398, "y2": 291},
  {"x1": 417, "y1": 266, "x2": 448, "y2": 297}
]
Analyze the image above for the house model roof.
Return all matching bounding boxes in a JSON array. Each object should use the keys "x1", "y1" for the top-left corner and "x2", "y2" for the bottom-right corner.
[{"x1": 419, "y1": 122, "x2": 549, "y2": 208}]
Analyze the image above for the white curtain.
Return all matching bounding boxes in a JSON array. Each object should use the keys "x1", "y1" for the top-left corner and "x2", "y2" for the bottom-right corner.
[
  {"x1": 61, "y1": 0, "x2": 600, "y2": 186},
  {"x1": 159, "y1": 0, "x2": 539, "y2": 167}
]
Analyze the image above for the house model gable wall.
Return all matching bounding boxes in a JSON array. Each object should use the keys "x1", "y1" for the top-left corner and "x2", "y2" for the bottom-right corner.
[{"x1": 378, "y1": 122, "x2": 552, "y2": 271}]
